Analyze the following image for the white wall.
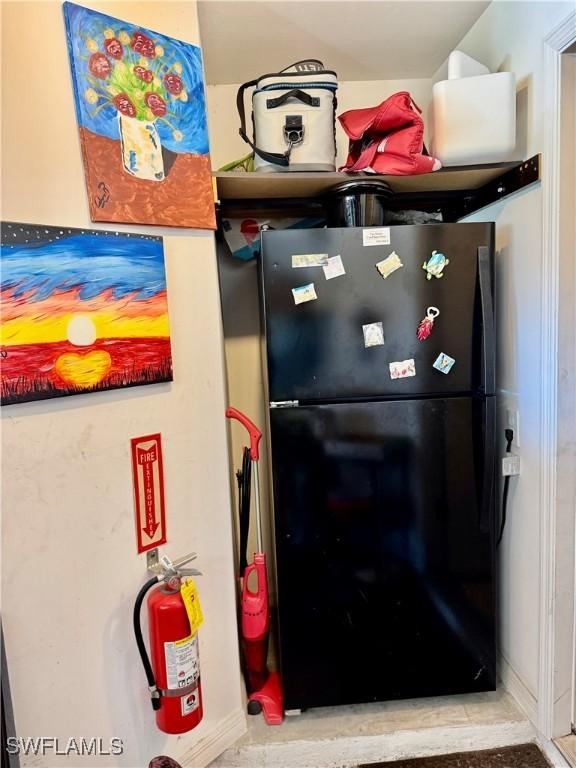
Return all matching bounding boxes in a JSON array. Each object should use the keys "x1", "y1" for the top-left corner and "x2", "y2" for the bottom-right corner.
[
  {"x1": 556, "y1": 50, "x2": 576, "y2": 736},
  {"x1": 207, "y1": 78, "x2": 433, "y2": 170},
  {"x1": 447, "y1": 0, "x2": 575, "y2": 722},
  {"x1": 1, "y1": 2, "x2": 244, "y2": 766}
]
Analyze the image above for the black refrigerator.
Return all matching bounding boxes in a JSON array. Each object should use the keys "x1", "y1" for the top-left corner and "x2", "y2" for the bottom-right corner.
[{"x1": 259, "y1": 223, "x2": 497, "y2": 712}]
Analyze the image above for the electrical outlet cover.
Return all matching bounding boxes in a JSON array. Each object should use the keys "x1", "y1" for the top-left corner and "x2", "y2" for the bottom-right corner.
[{"x1": 502, "y1": 455, "x2": 521, "y2": 476}]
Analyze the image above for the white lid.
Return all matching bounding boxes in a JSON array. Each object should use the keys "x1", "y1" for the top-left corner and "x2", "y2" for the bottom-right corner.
[{"x1": 448, "y1": 50, "x2": 490, "y2": 80}]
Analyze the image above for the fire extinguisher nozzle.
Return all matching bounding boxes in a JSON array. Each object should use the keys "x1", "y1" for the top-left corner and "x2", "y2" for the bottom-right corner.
[{"x1": 149, "y1": 685, "x2": 162, "y2": 710}]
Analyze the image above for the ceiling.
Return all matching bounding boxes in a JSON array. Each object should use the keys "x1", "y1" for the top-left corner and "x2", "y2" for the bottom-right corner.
[{"x1": 198, "y1": 1, "x2": 491, "y2": 85}]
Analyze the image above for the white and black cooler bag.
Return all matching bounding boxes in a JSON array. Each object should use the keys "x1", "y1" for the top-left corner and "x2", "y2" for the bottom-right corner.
[{"x1": 237, "y1": 59, "x2": 338, "y2": 172}]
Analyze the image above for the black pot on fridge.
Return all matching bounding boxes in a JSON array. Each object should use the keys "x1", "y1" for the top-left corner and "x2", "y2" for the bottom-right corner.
[{"x1": 323, "y1": 179, "x2": 394, "y2": 227}]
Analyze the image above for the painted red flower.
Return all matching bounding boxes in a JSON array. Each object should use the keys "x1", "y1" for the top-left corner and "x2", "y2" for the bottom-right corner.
[
  {"x1": 131, "y1": 31, "x2": 155, "y2": 58},
  {"x1": 104, "y1": 37, "x2": 123, "y2": 60},
  {"x1": 144, "y1": 92, "x2": 167, "y2": 117},
  {"x1": 163, "y1": 73, "x2": 183, "y2": 95},
  {"x1": 113, "y1": 93, "x2": 137, "y2": 118},
  {"x1": 134, "y1": 66, "x2": 154, "y2": 83},
  {"x1": 88, "y1": 52, "x2": 112, "y2": 80}
]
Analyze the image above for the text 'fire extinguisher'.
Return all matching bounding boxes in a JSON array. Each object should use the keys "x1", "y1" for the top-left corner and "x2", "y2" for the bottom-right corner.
[{"x1": 133, "y1": 552, "x2": 204, "y2": 735}]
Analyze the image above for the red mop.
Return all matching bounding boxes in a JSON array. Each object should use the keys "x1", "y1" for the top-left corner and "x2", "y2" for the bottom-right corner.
[{"x1": 226, "y1": 407, "x2": 283, "y2": 725}]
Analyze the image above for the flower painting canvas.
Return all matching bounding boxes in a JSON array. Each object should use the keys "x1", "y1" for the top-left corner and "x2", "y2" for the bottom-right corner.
[
  {"x1": 1, "y1": 222, "x2": 173, "y2": 405},
  {"x1": 63, "y1": 2, "x2": 215, "y2": 229}
]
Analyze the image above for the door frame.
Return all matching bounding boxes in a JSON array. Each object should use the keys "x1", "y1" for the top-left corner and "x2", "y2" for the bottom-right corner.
[{"x1": 538, "y1": 9, "x2": 576, "y2": 741}]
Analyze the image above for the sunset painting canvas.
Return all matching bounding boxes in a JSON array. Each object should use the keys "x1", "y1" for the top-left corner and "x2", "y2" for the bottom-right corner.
[
  {"x1": 63, "y1": 2, "x2": 215, "y2": 229},
  {"x1": 1, "y1": 223, "x2": 173, "y2": 405}
]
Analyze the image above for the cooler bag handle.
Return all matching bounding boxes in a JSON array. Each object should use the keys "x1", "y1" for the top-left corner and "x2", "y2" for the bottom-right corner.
[
  {"x1": 266, "y1": 89, "x2": 320, "y2": 109},
  {"x1": 237, "y1": 79, "x2": 290, "y2": 168},
  {"x1": 279, "y1": 59, "x2": 325, "y2": 73}
]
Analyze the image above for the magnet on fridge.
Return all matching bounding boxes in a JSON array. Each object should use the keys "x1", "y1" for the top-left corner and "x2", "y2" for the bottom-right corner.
[
  {"x1": 376, "y1": 251, "x2": 403, "y2": 279},
  {"x1": 362, "y1": 322, "x2": 385, "y2": 348},
  {"x1": 292, "y1": 283, "x2": 318, "y2": 305},
  {"x1": 423, "y1": 250, "x2": 449, "y2": 280},
  {"x1": 433, "y1": 352, "x2": 456, "y2": 374},
  {"x1": 292, "y1": 253, "x2": 329, "y2": 268},
  {"x1": 389, "y1": 359, "x2": 416, "y2": 379},
  {"x1": 417, "y1": 306, "x2": 440, "y2": 341},
  {"x1": 323, "y1": 255, "x2": 346, "y2": 280}
]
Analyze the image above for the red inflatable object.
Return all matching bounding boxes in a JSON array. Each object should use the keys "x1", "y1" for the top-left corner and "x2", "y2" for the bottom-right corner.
[{"x1": 338, "y1": 92, "x2": 441, "y2": 175}]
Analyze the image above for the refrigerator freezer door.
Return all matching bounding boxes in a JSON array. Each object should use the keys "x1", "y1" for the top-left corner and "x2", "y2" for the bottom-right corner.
[
  {"x1": 261, "y1": 223, "x2": 495, "y2": 402},
  {"x1": 270, "y1": 397, "x2": 496, "y2": 711}
]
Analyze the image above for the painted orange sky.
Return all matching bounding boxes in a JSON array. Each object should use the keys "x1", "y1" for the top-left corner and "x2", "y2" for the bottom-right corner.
[{"x1": 1, "y1": 286, "x2": 170, "y2": 345}]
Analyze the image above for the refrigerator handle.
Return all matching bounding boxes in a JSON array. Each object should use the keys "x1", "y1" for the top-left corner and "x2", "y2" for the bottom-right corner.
[
  {"x1": 478, "y1": 246, "x2": 496, "y2": 395},
  {"x1": 480, "y1": 397, "x2": 496, "y2": 534}
]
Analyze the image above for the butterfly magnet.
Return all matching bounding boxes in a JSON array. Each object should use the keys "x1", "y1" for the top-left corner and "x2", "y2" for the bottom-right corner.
[{"x1": 433, "y1": 352, "x2": 456, "y2": 374}]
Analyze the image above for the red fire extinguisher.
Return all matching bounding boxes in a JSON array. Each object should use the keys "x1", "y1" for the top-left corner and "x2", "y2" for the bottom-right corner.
[{"x1": 134, "y1": 553, "x2": 203, "y2": 734}]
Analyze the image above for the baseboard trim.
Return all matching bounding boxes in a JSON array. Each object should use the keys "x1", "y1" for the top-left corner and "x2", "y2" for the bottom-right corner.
[
  {"x1": 179, "y1": 708, "x2": 246, "y2": 768},
  {"x1": 499, "y1": 652, "x2": 538, "y2": 726}
]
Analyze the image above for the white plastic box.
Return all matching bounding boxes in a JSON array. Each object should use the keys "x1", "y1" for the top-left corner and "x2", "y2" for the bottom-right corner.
[{"x1": 431, "y1": 70, "x2": 516, "y2": 166}]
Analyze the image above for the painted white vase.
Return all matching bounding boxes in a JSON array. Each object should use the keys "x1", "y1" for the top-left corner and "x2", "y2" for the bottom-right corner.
[{"x1": 118, "y1": 114, "x2": 165, "y2": 182}]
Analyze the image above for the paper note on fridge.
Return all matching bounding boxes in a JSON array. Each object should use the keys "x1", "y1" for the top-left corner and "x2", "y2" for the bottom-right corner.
[
  {"x1": 292, "y1": 253, "x2": 330, "y2": 268},
  {"x1": 389, "y1": 359, "x2": 416, "y2": 379},
  {"x1": 323, "y1": 255, "x2": 346, "y2": 280},
  {"x1": 363, "y1": 228, "x2": 391, "y2": 247},
  {"x1": 292, "y1": 283, "x2": 318, "y2": 305}
]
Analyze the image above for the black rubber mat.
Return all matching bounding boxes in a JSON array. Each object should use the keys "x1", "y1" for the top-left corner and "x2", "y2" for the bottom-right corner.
[{"x1": 358, "y1": 743, "x2": 550, "y2": 768}]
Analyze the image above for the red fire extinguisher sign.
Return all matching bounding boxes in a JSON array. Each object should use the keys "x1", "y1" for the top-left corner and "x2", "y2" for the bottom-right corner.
[{"x1": 131, "y1": 433, "x2": 167, "y2": 553}]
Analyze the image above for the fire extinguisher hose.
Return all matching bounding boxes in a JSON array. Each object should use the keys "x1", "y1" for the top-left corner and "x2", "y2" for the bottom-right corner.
[{"x1": 133, "y1": 576, "x2": 162, "y2": 710}]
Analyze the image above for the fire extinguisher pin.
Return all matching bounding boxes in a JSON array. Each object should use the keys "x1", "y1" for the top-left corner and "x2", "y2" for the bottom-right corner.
[
  {"x1": 174, "y1": 567, "x2": 202, "y2": 578},
  {"x1": 159, "y1": 563, "x2": 202, "y2": 584}
]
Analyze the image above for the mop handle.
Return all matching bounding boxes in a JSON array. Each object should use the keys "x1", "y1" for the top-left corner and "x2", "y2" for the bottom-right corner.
[
  {"x1": 226, "y1": 407, "x2": 263, "y2": 552},
  {"x1": 225, "y1": 407, "x2": 262, "y2": 461}
]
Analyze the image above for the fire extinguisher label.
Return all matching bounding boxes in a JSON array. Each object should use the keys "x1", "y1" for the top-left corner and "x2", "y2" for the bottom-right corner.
[
  {"x1": 181, "y1": 690, "x2": 200, "y2": 717},
  {"x1": 164, "y1": 633, "x2": 200, "y2": 691}
]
